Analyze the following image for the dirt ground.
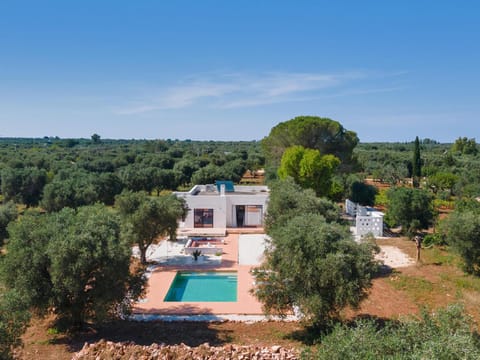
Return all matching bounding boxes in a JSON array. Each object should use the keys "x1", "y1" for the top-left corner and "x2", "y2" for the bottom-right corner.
[
  {"x1": 16, "y1": 237, "x2": 480, "y2": 359},
  {"x1": 16, "y1": 317, "x2": 304, "y2": 360}
]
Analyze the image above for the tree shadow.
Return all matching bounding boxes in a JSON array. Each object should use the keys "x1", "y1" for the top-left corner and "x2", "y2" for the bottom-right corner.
[
  {"x1": 345, "y1": 314, "x2": 396, "y2": 329},
  {"x1": 284, "y1": 314, "x2": 397, "y2": 346},
  {"x1": 284, "y1": 325, "x2": 323, "y2": 346},
  {"x1": 374, "y1": 263, "x2": 394, "y2": 278},
  {"x1": 382, "y1": 227, "x2": 401, "y2": 238},
  {"x1": 54, "y1": 305, "x2": 234, "y2": 354},
  {"x1": 151, "y1": 257, "x2": 238, "y2": 271}
]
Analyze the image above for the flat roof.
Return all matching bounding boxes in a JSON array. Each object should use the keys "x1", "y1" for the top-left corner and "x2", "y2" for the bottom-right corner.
[{"x1": 175, "y1": 184, "x2": 269, "y2": 197}]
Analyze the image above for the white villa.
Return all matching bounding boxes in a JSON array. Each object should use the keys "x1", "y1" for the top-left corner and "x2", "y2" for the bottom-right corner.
[
  {"x1": 346, "y1": 199, "x2": 384, "y2": 237},
  {"x1": 174, "y1": 181, "x2": 269, "y2": 235}
]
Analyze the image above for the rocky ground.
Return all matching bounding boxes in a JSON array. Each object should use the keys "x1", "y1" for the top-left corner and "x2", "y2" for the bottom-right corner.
[{"x1": 72, "y1": 340, "x2": 300, "y2": 359}]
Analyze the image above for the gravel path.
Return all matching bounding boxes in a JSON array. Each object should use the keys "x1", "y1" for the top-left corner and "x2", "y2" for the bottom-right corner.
[{"x1": 375, "y1": 245, "x2": 415, "y2": 268}]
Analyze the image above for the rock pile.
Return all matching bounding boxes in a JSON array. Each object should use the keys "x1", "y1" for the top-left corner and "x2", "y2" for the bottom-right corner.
[{"x1": 72, "y1": 340, "x2": 300, "y2": 359}]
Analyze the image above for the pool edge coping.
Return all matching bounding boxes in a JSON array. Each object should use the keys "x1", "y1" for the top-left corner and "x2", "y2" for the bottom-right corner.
[{"x1": 130, "y1": 314, "x2": 299, "y2": 323}]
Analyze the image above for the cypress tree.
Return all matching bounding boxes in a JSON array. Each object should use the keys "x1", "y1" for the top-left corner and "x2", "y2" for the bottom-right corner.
[{"x1": 412, "y1": 136, "x2": 421, "y2": 187}]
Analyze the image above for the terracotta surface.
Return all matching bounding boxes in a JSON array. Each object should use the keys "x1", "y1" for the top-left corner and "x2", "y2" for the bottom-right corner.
[{"x1": 134, "y1": 233, "x2": 265, "y2": 315}]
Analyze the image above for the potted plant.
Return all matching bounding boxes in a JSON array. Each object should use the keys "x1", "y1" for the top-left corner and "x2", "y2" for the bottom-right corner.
[{"x1": 192, "y1": 249, "x2": 202, "y2": 261}]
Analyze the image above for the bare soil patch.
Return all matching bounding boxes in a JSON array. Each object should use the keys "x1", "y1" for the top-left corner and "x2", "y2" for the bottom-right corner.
[
  {"x1": 344, "y1": 277, "x2": 419, "y2": 321},
  {"x1": 17, "y1": 317, "x2": 304, "y2": 360}
]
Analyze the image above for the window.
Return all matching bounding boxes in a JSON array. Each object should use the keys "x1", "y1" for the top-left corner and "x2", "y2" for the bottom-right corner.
[{"x1": 194, "y1": 208, "x2": 214, "y2": 228}]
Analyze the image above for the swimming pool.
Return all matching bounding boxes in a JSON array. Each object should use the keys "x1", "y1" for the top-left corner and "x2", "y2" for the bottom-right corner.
[{"x1": 164, "y1": 271, "x2": 237, "y2": 302}]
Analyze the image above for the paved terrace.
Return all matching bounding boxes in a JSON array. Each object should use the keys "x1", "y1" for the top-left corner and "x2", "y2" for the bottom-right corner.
[{"x1": 133, "y1": 233, "x2": 266, "y2": 316}]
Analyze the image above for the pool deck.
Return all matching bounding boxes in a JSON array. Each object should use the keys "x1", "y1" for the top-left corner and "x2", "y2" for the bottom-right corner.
[{"x1": 133, "y1": 233, "x2": 265, "y2": 315}]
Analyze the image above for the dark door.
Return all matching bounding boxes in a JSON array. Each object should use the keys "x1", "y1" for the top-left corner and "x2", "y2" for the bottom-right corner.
[{"x1": 236, "y1": 205, "x2": 245, "y2": 227}]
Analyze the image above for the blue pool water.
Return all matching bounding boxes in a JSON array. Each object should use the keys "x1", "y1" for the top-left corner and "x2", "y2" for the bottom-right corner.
[{"x1": 164, "y1": 271, "x2": 237, "y2": 302}]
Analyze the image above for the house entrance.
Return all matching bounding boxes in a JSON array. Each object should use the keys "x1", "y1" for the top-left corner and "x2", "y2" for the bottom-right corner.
[
  {"x1": 235, "y1": 205, "x2": 263, "y2": 227},
  {"x1": 236, "y1": 205, "x2": 245, "y2": 227}
]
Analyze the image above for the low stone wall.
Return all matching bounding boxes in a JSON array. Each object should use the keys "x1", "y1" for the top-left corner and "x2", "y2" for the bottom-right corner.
[{"x1": 73, "y1": 340, "x2": 300, "y2": 359}]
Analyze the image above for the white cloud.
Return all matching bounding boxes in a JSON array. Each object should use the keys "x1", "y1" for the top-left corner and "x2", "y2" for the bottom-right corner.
[{"x1": 116, "y1": 70, "x2": 401, "y2": 114}]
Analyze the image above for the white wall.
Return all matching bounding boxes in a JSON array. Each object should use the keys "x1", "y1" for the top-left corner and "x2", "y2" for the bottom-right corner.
[
  {"x1": 345, "y1": 199, "x2": 358, "y2": 216},
  {"x1": 356, "y1": 213, "x2": 383, "y2": 237},
  {"x1": 177, "y1": 190, "x2": 269, "y2": 229},
  {"x1": 181, "y1": 195, "x2": 227, "y2": 229},
  {"x1": 226, "y1": 194, "x2": 268, "y2": 227}
]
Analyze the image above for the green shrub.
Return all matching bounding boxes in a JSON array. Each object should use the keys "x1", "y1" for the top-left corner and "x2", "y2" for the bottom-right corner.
[
  {"x1": 374, "y1": 188, "x2": 389, "y2": 207},
  {"x1": 0, "y1": 290, "x2": 30, "y2": 359},
  {"x1": 422, "y1": 233, "x2": 447, "y2": 247},
  {"x1": 433, "y1": 198, "x2": 455, "y2": 210},
  {"x1": 310, "y1": 304, "x2": 480, "y2": 359}
]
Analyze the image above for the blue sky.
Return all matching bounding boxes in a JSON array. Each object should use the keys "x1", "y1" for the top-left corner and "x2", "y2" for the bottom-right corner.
[{"x1": 1, "y1": 1, "x2": 478, "y2": 142}]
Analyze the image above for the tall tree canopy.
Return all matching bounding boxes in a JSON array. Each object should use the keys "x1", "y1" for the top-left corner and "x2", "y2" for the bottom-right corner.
[
  {"x1": 262, "y1": 116, "x2": 359, "y2": 168},
  {"x1": 277, "y1": 145, "x2": 340, "y2": 197},
  {"x1": 412, "y1": 136, "x2": 422, "y2": 187}
]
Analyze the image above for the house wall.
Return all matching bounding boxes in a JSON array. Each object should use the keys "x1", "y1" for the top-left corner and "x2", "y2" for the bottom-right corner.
[
  {"x1": 356, "y1": 214, "x2": 383, "y2": 237},
  {"x1": 181, "y1": 195, "x2": 227, "y2": 229},
  {"x1": 176, "y1": 185, "x2": 269, "y2": 229},
  {"x1": 345, "y1": 199, "x2": 358, "y2": 216},
  {"x1": 225, "y1": 194, "x2": 269, "y2": 227}
]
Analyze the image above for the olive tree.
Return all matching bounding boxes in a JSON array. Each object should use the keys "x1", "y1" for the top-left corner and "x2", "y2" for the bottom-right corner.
[
  {"x1": 1, "y1": 167, "x2": 47, "y2": 207},
  {"x1": 427, "y1": 171, "x2": 458, "y2": 196},
  {"x1": 386, "y1": 187, "x2": 434, "y2": 237},
  {"x1": 1, "y1": 205, "x2": 144, "y2": 328},
  {"x1": 0, "y1": 290, "x2": 30, "y2": 359},
  {"x1": 41, "y1": 170, "x2": 98, "y2": 212},
  {"x1": 115, "y1": 191, "x2": 187, "y2": 264},
  {"x1": 264, "y1": 177, "x2": 341, "y2": 231},
  {"x1": 452, "y1": 137, "x2": 478, "y2": 155},
  {"x1": 0, "y1": 201, "x2": 17, "y2": 244},
  {"x1": 444, "y1": 209, "x2": 480, "y2": 275},
  {"x1": 253, "y1": 213, "x2": 378, "y2": 326}
]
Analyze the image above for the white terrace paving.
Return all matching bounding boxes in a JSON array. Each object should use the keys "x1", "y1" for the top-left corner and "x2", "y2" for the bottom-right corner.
[
  {"x1": 238, "y1": 234, "x2": 268, "y2": 265},
  {"x1": 133, "y1": 239, "x2": 222, "y2": 267}
]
